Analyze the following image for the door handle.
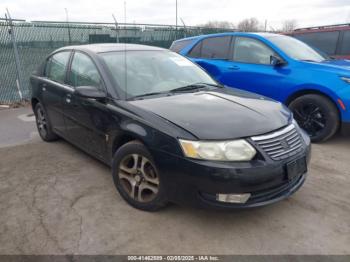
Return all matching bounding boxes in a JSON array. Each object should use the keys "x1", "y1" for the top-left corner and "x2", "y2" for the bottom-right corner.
[
  {"x1": 228, "y1": 65, "x2": 240, "y2": 70},
  {"x1": 66, "y1": 94, "x2": 72, "y2": 103}
]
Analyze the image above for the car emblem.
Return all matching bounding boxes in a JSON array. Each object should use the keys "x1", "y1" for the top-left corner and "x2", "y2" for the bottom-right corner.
[{"x1": 280, "y1": 140, "x2": 289, "y2": 150}]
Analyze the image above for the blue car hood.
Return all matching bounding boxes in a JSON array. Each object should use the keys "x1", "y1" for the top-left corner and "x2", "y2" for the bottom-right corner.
[{"x1": 309, "y1": 59, "x2": 350, "y2": 73}]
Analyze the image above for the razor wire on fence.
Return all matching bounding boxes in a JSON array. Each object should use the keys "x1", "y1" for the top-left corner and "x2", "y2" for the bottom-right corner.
[{"x1": 0, "y1": 19, "x2": 234, "y2": 103}]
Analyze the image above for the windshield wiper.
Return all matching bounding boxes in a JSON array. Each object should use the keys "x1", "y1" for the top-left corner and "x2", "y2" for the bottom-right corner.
[
  {"x1": 129, "y1": 91, "x2": 170, "y2": 100},
  {"x1": 170, "y1": 83, "x2": 221, "y2": 93}
]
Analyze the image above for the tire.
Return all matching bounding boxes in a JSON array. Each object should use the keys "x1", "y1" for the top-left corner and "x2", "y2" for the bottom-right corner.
[
  {"x1": 112, "y1": 141, "x2": 168, "y2": 211},
  {"x1": 289, "y1": 94, "x2": 339, "y2": 142},
  {"x1": 34, "y1": 103, "x2": 59, "y2": 142}
]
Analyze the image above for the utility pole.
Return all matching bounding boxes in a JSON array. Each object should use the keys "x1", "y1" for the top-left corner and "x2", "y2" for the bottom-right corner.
[
  {"x1": 5, "y1": 8, "x2": 23, "y2": 100},
  {"x1": 64, "y1": 8, "x2": 72, "y2": 44},
  {"x1": 176, "y1": 0, "x2": 178, "y2": 30}
]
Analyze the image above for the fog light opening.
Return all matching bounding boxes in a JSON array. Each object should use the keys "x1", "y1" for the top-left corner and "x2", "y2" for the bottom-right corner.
[{"x1": 216, "y1": 193, "x2": 251, "y2": 204}]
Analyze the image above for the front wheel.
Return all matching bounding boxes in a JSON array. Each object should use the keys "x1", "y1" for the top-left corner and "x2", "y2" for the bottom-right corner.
[
  {"x1": 289, "y1": 94, "x2": 339, "y2": 142},
  {"x1": 112, "y1": 141, "x2": 168, "y2": 211}
]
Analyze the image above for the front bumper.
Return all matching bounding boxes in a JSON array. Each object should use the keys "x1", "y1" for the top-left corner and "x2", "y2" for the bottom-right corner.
[{"x1": 150, "y1": 137, "x2": 311, "y2": 209}]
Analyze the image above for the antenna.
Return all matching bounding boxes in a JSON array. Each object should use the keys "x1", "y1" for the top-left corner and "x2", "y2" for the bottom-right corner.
[
  {"x1": 112, "y1": 14, "x2": 119, "y2": 43},
  {"x1": 124, "y1": 1, "x2": 128, "y2": 99}
]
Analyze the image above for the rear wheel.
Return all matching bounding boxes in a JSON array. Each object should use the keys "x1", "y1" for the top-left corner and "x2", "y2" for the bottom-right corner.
[
  {"x1": 289, "y1": 94, "x2": 339, "y2": 142},
  {"x1": 112, "y1": 141, "x2": 168, "y2": 211},
  {"x1": 34, "y1": 103, "x2": 59, "y2": 142}
]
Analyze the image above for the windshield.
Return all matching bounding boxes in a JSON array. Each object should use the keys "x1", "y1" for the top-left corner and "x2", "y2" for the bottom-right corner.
[
  {"x1": 267, "y1": 35, "x2": 326, "y2": 62},
  {"x1": 100, "y1": 50, "x2": 216, "y2": 99}
]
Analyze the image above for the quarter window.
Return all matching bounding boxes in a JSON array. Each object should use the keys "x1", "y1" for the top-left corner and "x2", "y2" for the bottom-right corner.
[
  {"x1": 198, "y1": 36, "x2": 232, "y2": 59},
  {"x1": 170, "y1": 39, "x2": 194, "y2": 53},
  {"x1": 69, "y1": 52, "x2": 102, "y2": 88},
  {"x1": 46, "y1": 52, "x2": 71, "y2": 84},
  {"x1": 233, "y1": 37, "x2": 275, "y2": 64}
]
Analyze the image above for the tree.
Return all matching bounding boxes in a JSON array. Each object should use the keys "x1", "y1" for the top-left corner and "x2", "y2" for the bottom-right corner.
[
  {"x1": 237, "y1": 18, "x2": 261, "y2": 32},
  {"x1": 282, "y1": 20, "x2": 298, "y2": 32},
  {"x1": 200, "y1": 21, "x2": 235, "y2": 29}
]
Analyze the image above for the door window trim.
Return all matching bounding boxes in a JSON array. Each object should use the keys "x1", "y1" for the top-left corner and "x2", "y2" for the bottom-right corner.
[
  {"x1": 67, "y1": 50, "x2": 107, "y2": 93},
  {"x1": 188, "y1": 36, "x2": 233, "y2": 60},
  {"x1": 44, "y1": 50, "x2": 73, "y2": 84},
  {"x1": 231, "y1": 36, "x2": 285, "y2": 66}
]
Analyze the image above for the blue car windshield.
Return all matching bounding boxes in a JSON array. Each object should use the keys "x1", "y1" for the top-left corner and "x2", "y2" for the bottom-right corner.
[{"x1": 267, "y1": 35, "x2": 326, "y2": 62}]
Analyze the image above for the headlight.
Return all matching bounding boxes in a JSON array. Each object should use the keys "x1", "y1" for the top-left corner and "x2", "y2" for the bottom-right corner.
[
  {"x1": 179, "y1": 139, "x2": 256, "y2": 161},
  {"x1": 340, "y1": 76, "x2": 350, "y2": 84}
]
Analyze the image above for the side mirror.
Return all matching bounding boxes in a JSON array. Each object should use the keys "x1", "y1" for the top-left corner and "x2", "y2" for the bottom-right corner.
[
  {"x1": 75, "y1": 86, "x2": 106, "y2": 100},
  {"x1": 270, "y1": 55, "x2": 286, "y2": 67}
]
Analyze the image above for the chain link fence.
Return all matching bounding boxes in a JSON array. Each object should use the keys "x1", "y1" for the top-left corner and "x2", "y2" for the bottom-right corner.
[{"x1": 0, "y1": 19, "x2": 233, "y2": 103}]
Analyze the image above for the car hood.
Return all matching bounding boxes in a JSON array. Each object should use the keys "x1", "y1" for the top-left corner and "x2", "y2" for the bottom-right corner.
[
  {"x1": 130, "y1": 88, "x2": 291, "y2": 140},
  {"x1": 303, "y1": 59, "x2": 350, "y2": 74}
]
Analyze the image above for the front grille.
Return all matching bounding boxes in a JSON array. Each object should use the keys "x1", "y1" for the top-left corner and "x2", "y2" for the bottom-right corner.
[{"x1": 251, "y1": 124, "x2": 304, "y2": 161}]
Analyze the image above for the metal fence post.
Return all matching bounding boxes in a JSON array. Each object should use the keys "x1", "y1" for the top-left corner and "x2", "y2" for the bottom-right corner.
[{"x1": 5, "y1": 9, "x2": 24, "y2": 101}]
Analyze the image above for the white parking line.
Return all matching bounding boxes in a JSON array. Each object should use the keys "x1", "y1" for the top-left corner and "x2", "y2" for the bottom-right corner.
[{"x1": 17, "y1": 113, "x2": 35, "y2": 122}]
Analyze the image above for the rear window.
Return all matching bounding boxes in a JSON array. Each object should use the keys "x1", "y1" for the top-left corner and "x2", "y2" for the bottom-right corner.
[
  {"x1": 200, "y1": 36, "x2": 232, "y2": 59},
  {"x1": 45, "y1": 51, "x2": 71, "y2": 84},
  {"x1": 340, "y1": 30, "x2": 350, "y2": 55},
  {"x1": 188, "y1": 36, "x2": 232, "y2": 59},
  {"x1": 294, "y1": 31, "x2": 340, "y2": 55},
  {"x1": 170, "y1": 39, "x2": 193, "y2": 53}
]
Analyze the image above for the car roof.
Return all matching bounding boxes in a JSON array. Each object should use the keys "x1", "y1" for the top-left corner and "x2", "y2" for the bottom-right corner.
[
  {"x1": 174, "y1": 32, "x2": 282, "y2": 42},
  {"x1": 56, "y1": 43, "x2": 167, "y2": 53}
]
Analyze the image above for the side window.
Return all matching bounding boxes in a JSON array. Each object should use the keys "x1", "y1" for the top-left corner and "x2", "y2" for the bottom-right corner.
[
  {"x1": 295, "y1": 31, "x2": 340, "y2": 55},
  {"x1": 340, "y1": 30, "x2": 350, "y2": 55},
  {"x1": 200, "y1": 36, "x2": 232, "y2": 59},
  {"x1": 46, "y1": 52, "x2": 71, "y2": 84},
  {"x1": 233, "y1": 37, "x2": 275, "y2": 64},
  {"x1": 69, "y1": 52, "x2": 103, "y2": 89}
]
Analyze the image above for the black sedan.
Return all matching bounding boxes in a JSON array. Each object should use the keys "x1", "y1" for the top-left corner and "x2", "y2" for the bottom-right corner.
[{"x1": 30, "y1": 44, "x2": 311, "y2": 211}]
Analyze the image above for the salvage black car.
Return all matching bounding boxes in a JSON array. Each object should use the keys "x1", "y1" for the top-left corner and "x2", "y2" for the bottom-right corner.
[{"x1": 30, "y1": 44, "x2": 311, "y2": 211}]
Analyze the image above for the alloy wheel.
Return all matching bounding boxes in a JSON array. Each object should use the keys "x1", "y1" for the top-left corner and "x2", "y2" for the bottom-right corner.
[
  {"x1": 36, "y1": 107, "x2": 48, "y2": 138},
  {"x1": 118, "y1": 154, "x2": 159, "y2": 203},
  {"x1": 292, "y1": 102, "x2": 326, "y2": 137}
]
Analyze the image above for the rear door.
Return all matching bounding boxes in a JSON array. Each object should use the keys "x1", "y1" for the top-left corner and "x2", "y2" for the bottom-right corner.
[
  {"x1": 41, "y1": 51, "x2": 72, "y2": 135},
  {"x1": 63, "y1": 51, "x2": 108, "y2": 158}
]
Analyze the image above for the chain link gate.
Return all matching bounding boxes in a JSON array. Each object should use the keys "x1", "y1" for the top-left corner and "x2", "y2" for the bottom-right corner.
[{"x1": 0, "y1": 19, "x2": 233, "y2": 103}]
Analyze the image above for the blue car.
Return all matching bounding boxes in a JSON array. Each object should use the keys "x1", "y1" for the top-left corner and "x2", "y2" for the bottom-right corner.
[{"x1": 170, "y1": 33, "x2": 350, "y2": 142}]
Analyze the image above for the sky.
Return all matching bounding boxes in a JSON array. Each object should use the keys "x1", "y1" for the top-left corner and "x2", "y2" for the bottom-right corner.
[{"x1": 1, "y1": 0, "x2": 350, "y2": 29}]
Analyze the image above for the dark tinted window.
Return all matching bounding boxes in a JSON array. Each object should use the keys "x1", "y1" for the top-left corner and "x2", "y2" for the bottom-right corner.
[
  {"x1": 188, "y1": 41, "x2": 202, "y2": 58},
  {"x1": 170, "y1": 39, "x2": 193, "y2": 53},
  {"x1": 340, "y1": 30, "x2": 350, "y2": 55},
  {"x1": 233, "y1": 37, "x2": 275, "y2": 64},
  {"x1": 69, "y1": 52, "x2": 102, "y2": 89},
  {"x1": 200, "y1": 36, "x2": 232, "y2": 59},
  {"x1": 46, "y1": 52, "x2": 70, "y2": 84},
  {"x1": 294, "y1": 31, "x2": 340, "y2": 55}
]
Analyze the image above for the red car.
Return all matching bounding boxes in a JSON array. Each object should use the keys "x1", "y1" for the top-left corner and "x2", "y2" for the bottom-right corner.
[{"x1": 288, "y1": 23, "x2": 350, "y2": 59}]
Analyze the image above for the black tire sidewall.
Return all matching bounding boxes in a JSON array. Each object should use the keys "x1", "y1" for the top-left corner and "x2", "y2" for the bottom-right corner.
[
  {"x1": 289, "y1": 94, "x2": 339, "y2": 142},
  {"x1": 112, "y1": 141, "x2": 168, "y2": 211}
]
